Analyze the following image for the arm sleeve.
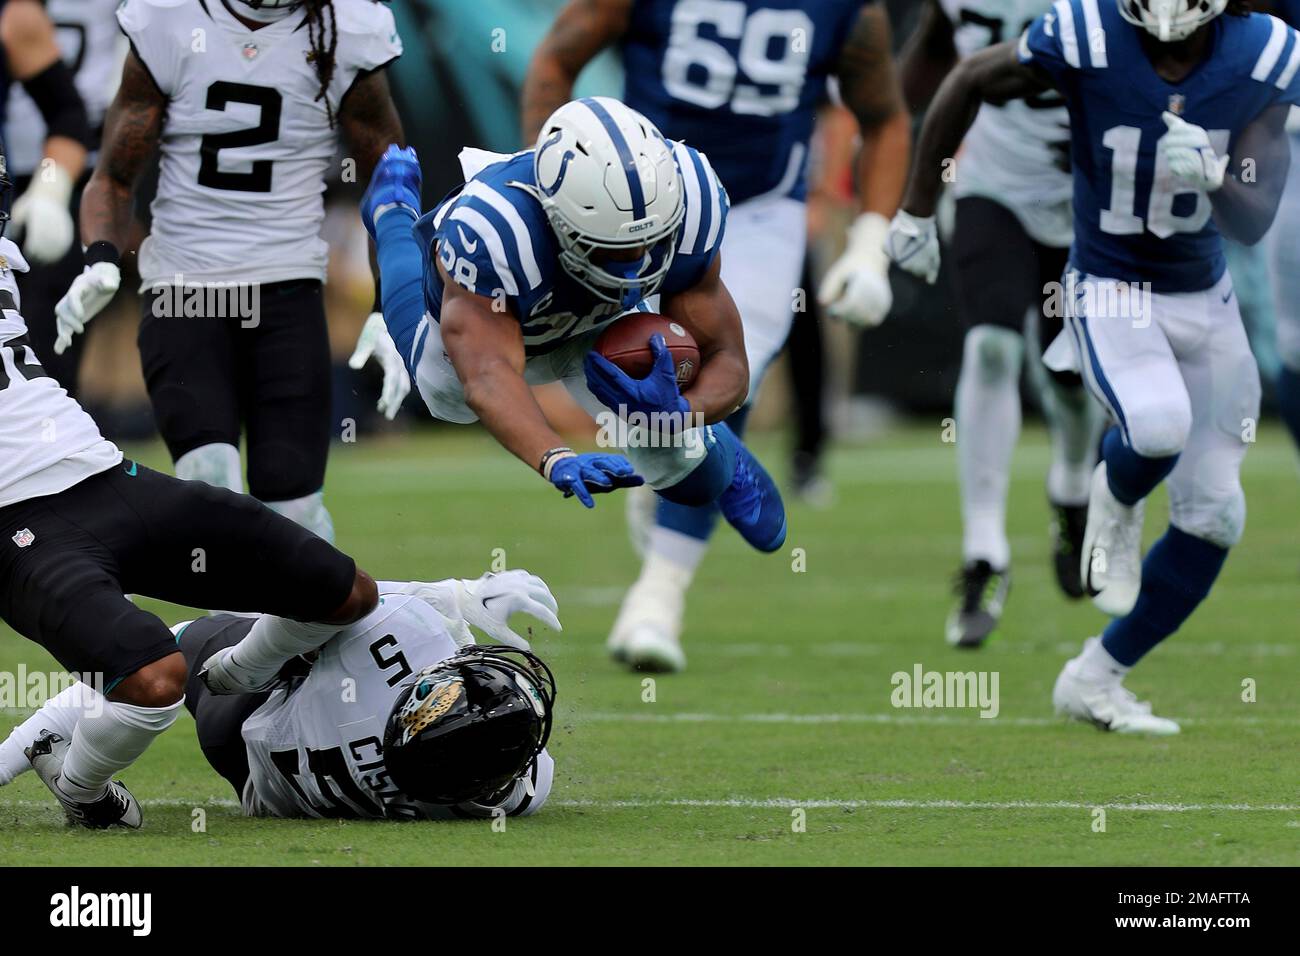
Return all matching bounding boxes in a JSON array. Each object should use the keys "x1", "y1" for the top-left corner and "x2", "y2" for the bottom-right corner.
[{"x1": 374, "y1": 208, "x2": 428, "y2": 372}]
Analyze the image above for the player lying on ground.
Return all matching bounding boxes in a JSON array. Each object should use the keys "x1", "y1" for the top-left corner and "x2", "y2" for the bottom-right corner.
[
  {"x1": 888, "y1": 0, "x2": 1294, "y2": 733},
  {"x1": 520, "y1": 0, "x2": 910, "y2": 673},
  {"x1": 2, "y1": 571, "x2": 561, "y2": 820},
  {"x1": 0, "y1": 166, "x2": 378, "y2": 826},
  {"x1": 352, "y1": 98, "x2": 787, "y2": 559}
]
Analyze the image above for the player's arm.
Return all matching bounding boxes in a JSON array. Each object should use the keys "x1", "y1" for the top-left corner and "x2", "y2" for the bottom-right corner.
[
  {"x1": 820, "y1": 4, "x2": 911, "y2": 326},
  {"x1": 659, "y1": 253, "x2": 749, "y2": 423},
  {"x1": 339, "y1": 68, "x2": 406, "y2": 189},
  {"x1": 439, "y1": 267, "x2": 642, "y2": 506},
  {"x1": 1206, "y1": 103, "x2": 1291, "y2": 246},
  {"x1": 898, "y1": 0, "x2": 958, "y2": 112},
  {"x1": 1, "y1": 0, "x2": 92, "y2": 263},
  {"x1": 520, "y1": 0, "x2": 632, "y2": 143}
]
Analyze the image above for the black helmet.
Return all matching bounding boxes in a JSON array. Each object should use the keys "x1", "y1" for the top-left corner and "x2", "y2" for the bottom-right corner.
[{"x1": 382, "y1": 645, "x2": 556, "y2": 805}]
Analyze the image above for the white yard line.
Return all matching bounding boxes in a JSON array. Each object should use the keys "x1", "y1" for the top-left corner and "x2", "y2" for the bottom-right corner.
[{"x1": 576, "y1": 711, "x2": 1300, "y2": 727}]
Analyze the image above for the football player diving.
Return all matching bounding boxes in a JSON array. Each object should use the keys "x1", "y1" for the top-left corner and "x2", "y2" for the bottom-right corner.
[
  {"x1": 353, "y1": 98, "x2": 789, "y2": 590},
  {"x1": 889, "y1": 0, "x2": 1299, "y2": 732},
  {"x1": 2, "y1": 570, "x2": 562, "y2": 821}
]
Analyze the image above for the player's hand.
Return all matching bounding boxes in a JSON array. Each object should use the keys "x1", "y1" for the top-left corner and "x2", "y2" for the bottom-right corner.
[
  {"x1": 348, "y1": 312, "x2": 411, "y2": 420},
  {"x1": 460, "y1": 570, "x2": 562, "y2": 650},
  {"x1": 10, "y1": 167, "x2": 76, "y2": 265},
  {"x1": 360, "y1": 144, "x2": 422, "y2": 240},
  {"x1": 819, "y1": 212, "x2": 894, "y2": 327},
  {"x1": 547, "y1": 453, "x2": 643, "y2": 508},
  {"x1": 1161, "y1": 111, "x2": 1229, "y2": 192},
  {"x1": 885, "y1": 210, "x2": 941, "y2": 285},
  {"x1": 53, "y1": 262, "x2": 121, "y2": 355},
  {"x1": 584, "y1": 334, "x2": 691, "y2": 420}
]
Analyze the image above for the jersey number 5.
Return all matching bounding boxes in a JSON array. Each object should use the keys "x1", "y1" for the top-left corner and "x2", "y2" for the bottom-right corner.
[
  {"x1": 1100, "y1": 124, "x2": 1230, "y2": 238},
  {"x1": 197, "y1": 82, "x2": 283, "y2": 193},
  {"x1": 662, "y1": 0, "x2": 814, "y2": 117}
]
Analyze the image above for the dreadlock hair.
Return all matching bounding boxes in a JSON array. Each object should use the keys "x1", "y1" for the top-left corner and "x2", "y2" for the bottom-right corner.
[
  {"x1": 303, "y1": 0, "x2": 338, "y2": 128},
  {"x1": 1226, "y1": 1, "x2": 1253, "y2": 14}
]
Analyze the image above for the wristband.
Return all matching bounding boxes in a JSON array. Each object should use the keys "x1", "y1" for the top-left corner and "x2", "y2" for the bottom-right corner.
[
  {"x1": 539, "y1": 446, "x2": 576, "y2": 481},
  {"x1": 85, "y1": 240, "x2": 120, "y2": 267}
]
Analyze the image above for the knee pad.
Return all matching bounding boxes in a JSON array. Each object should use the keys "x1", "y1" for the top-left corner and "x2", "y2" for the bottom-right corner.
[
  {"x1": 963, "y1": 325, "x2": 1025, "y2": 385},
  {"x1": 1124, "y1": 402, "x2": 1193, "y2": 459},
  {"x1": 264, "y1": 491, "x2": 336, "y2": 543},
  {"x1": 175, "y1": 443, "x2": 243, "y2": 493},
  {"x1": 1171, "y1": 487, "x2": 1247, "y2": 550}
]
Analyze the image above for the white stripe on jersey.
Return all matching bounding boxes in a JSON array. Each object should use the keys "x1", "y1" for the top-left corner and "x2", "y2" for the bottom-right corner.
[
  {"x1": 674, "y1": 142, "x2": 704, "y2": 254},
  {"x1": 697, "y1": 151, "x2": 724, "y2": 252},
  {"x1": 1078, "y1": 0, "x2": 1106, "y2": 68},
  {"x1": 1252, "y1": 16, "x2": 1289, "y2": 82},
  {"x1": 1053, "y1": 0, "x2": 1080, "y2": 68},
  {"x1": 461, "y1": 181, "x2": 544, "y2": 290},
  {"x1": 1276, "y1": 30, "x2": 1300, "y2": 90},
  {"x1": 447, "y1": 206, "x2": 521, "y2": 296}
]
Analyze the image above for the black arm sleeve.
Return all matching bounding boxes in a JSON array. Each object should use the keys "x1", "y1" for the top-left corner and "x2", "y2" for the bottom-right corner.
[{"x1": 21, "y1": 58, "x2": 92, "y2": 149}]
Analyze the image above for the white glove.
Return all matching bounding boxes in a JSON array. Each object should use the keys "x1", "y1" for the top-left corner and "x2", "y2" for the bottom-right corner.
[
  {"x1": 885, "y1": 210, "x2": 941, "y2": 285},
  {"x1": 818, "y1": 211, "x2": 894, "y2": 327},
  {"x1": 54, "y1": 261, "x2": 121, "y2": 355},
  {"x1": 402, "y1": 570, "x2": 562, "y2": 650},
  {"x1": 1161, "y1": 111, "x2": 1228, "y2": 193},
  {"x1": 10, "y1": 163, "x2": 74, "y2": 264},
  {"x1": 348, "y1": 312, "x2": 411, "y2": 420}
]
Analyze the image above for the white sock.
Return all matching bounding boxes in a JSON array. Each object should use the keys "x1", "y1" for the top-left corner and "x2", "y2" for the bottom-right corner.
[
  {"x1": 224, "y1": 616, "x2": 341, "y2": 688},
  {"x1": 175, "y1": 442, "x2": 243, "y2": 492},
  {"x1": 616, "y1": 531, "x2": 699, "y2": 633},
  {"x1": 59, "y1": 697, "x2": 184, "y2": 801},
  {"x1": 265, "y1": 491, "x2": 336, "y2": 543},
  {"x1": 1077, "y1": 636, "x2": 1129, "y2": 683},
  {"x1": 0, "y1": 684, "x2": 99, "y2": 786},
  {"x1": 1041, "y1": 374, "x2": 1107, "y2": 506},
  {"x1": 956, "y1": 326, "x2": 1024, "y2": 569},
  {"x1": 646, "y1": 526, "x2": 708, "y2": 575}
]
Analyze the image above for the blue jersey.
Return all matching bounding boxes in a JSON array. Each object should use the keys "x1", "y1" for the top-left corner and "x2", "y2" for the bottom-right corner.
[
  {"x1": 414, "y1": 142, "x2": 728, "y2": 356},
  {"x1": 621, "y1": 0, "x2": 869, "y2": 205},
  {"x1": 1021, "y1": 4, "x2": 1300, "y2": 292}
]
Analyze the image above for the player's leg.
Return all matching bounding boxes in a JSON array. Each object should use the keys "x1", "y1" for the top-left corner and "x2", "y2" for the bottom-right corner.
[
  {"x1": 1026, "y1": 244, "x2": 1107, "y2": 599},
  {"x1": 607, "y1": 198, "x2": 803, "y2": 670},
  {"x1": 242, "y1": 280, "x2": 336, "y2": 541},
  {"x1": 944, "y1": 197, "x2": 1039, "y2": 647},
  {"x1": 1270, "y1": 132, "x2": 1300, "y2": 457},
  {"x1": 137, "y1": 284, "x2": 244, "y2": 493},
  {"x1": 1055, "y1": 275, "x2": 1256, "y2": 734}
]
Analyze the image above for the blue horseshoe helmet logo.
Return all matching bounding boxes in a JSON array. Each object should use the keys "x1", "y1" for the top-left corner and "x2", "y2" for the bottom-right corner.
[{"x1": 538, "y1": 129, "x2": 576, "y2": 197}]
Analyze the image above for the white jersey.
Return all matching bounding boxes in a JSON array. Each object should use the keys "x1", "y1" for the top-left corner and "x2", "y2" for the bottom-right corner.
[
  {"x1": 0, "y1": 239, "x2": 122, "y2": 509},
  {"x1": 238, "y1": 586, "x2": 554, "y2": 820},
  {"x1": 4, "y1": 0, "x2": 126, "y2": 175},
  {"x1": 119, "y1": 0, "x2": 402, "y2": 287},
  {"x1": 938, "y1": 0, "x2": 1073, "y2": 247}
]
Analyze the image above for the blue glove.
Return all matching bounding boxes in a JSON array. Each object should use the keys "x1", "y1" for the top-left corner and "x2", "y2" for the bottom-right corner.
[
  {"x1": 548, "y1": 454, "x2": 643, "y2": 508},
  {"x1": 584, "y1": 334, "x2": 691, "y2": 421},
  {"x1": 361, "y1": 145, "x2": 423, "y2": 241}
]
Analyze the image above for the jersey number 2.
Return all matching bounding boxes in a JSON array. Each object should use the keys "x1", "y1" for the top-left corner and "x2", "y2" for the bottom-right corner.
[{"x1": 197, "y1": 82, "x2": 283, "y2": 192}]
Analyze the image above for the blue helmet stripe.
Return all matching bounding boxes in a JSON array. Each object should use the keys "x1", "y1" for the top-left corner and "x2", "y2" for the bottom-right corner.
[{"x1": 580, "y1": 97, "x2": 647, "y2": 220}]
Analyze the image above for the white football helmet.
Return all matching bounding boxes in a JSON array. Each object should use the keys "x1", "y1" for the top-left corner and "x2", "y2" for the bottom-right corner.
[
  {"x1": 1117, "y1": 0, "x2": 1228, "y2": 42},
  {"x1": 531, "y1": 97, "x2": 685, "y2": 307}
]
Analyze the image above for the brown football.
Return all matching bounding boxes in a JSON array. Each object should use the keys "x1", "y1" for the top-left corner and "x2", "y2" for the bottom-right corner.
[{"x1": 594, "y1": 312, "x2": 700, "y2": 388}]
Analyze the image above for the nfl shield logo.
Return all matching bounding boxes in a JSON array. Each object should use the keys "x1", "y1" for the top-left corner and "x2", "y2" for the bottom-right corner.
[
  {"x1": 12, "y1": 528, "x2": 35, "y2": 548},
  {"x1": 242, "y1": 42, "x2": 259, "y2": 60},
  {"x1": 1168, "y1": 94, "x2": 1186, "y2": 116}
]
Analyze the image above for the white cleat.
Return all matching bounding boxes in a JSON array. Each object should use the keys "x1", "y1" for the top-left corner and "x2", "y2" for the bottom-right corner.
[
  {"x1": 623, "y1": 623, "x2": 687, "y2": 673},
  {"x1": 624, "y1": 484, "x2": 658, "y2": 559},
  {"x1": 25, "y1": 730, "x2": 144, "y2": 829},
  {"x1": 1081, "y1": 462, "x2": 1144, "y2": 617},
  {"x1": 607, "y1": 576, "x2": 686, "y2": 672},
  {"x1": 1052, "y1": 642, "x2": 1180, "y2": 736}
]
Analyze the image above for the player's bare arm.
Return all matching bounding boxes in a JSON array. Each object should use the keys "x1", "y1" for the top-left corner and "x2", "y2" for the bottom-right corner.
[
  {"x1": 901, "y1": 40, "x2": 1054, "y2": 218},
  {"x1": 520, "y1": 0, "x2": 632, "y2": 143},
  {"x1": 437, "y1": 263, "x2": 572, "y2": 472},
  {"x1": 836, "y1": 4, "x2": 910, "y2": 218},
  {"x1": 660, "y1": 253, "x2": 749, "y2": 423},
  {"x1": 898, "y1": 0, "x2": 959, "y2": 112},
  {"x1": 1, "y1": 0, "x2": 88, "y2": 178},
  {"x1": 1209, "y1": 102, "x2": 1291, "y2": 245},
  {"x1": 339, "y1": 68, "x2": 406, "y2": 186},
  {"x1": 79, "y1": 50, "x2": 166, "y2": 253}
]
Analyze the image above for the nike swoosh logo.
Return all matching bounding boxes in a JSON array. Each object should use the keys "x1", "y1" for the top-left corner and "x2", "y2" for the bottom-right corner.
[
  {"x1": 1222, "y1": 289, "x2": 1234, "y2": 304},
  {"x1": 457, "y1": 226, "x2": 478, "y2": 254}
]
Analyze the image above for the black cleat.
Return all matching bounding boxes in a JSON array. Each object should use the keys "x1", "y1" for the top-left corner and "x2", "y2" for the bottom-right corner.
[
  {"x1": 1050, "y1": 502, "x2": 1089, "y2": 600},
  {"x1": 944, "y1": 561, "x2": 1010, "y2": 649},
  {"x1": 25, "y1": 730, "x2": 143, "y2": 830}
]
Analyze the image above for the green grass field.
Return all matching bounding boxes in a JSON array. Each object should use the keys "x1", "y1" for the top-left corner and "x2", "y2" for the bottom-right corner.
[{"x1": 0, "y1": 423, "x2": 1296, "y2": 866}]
